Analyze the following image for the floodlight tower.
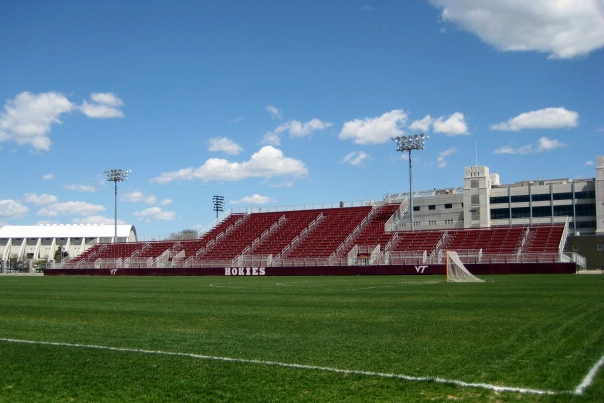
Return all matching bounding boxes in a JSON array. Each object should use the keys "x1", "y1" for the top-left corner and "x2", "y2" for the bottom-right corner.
[
  {"x1": 213, "y1": 195, "x2": 225, "y2": 218},
  {"x1": 392, "y1": 133, "x2": 428, "y2": 231},
  {"x1": 105, "y1": 169, "x2": 130, "y2": 243}
]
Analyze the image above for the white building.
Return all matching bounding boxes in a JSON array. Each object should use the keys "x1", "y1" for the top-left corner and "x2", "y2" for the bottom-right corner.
[
  {"x1": 389, "y1": 156, "x2": 603, "y2": 236},
  {"x1": 0, "y1": 224, "x2": 137, "y2": 267}
]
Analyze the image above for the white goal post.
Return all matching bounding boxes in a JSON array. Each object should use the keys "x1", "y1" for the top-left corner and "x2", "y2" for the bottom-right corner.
[{"x1": 446, "y1": 251, "x2": 485, "y2": 283}]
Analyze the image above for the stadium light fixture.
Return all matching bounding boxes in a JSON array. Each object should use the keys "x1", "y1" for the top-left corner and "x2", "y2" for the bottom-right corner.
[
  {"x1": 213, "y1": 195, "x2": 225, "y2": 218},
  {"x1": 392, "y1": 133, "x2": 428, "y2": 231},
  {"x1": 105, "y1": 169, "x2": 130, "y2": 243}
]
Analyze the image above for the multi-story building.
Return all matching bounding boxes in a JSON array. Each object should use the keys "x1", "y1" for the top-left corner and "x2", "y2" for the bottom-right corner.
[{"x1": 390, "y1": 156, "x2": 603, "y2": 268}]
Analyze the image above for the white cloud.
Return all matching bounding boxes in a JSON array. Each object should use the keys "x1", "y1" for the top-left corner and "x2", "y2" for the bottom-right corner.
[
  {"x1": 65, "y1": 184, "x2": 96, "y2": 192},
  {"x1": 408, "y1": 113, "x2": 467, "y2": 135},
  {"x1": 0, "y1": 91, "x2": 73, "y2": 151},
  {"x1": 159, "y1": 199, "x2": 173, "y2": 206},
  {"x1": 150, "y1": 167, "x2": 195, "y2": 183},
  {"x1": 263, "y1": 118, "x2": 332, "y2": 145},
  {"x1": 266, "y1": 105, "x2": 283, "y2": 120},
  {"x1": 493, "y1": 137, "x2": 566, "y2": 155},
  {"x1": 122, "y1": 191, "x2": 157, "y2": 204},
  {"x1": 282, "y1": 119, "x2": 333, "y2": 138},
  {"x1": 133, "y1": 207, "x2": 176, "y2": 221},
  {"x1": 231, "y1": 194, "x2": 275, "y2": 205},
  {"x1": 0, "y1": 91, "x2": 124, "y2": 151},
  {"x1": 42, "y1": 173, "x2": 54, "y2": 180},
  {"x1": 208, "y1": 137, "x2": 243, "y2": 155},
  {"x1": 432, "y1": 112, "x2": 469, "y2": 136},
  {"x1": 410, "y1": 115, "x2": 434, "y2": 132},
  {"x1": 491, "y1": 107, "x2": 579, "y2": 131},
  {"x1": 266, "y1": 180, "x2": 295, "y2": 188},
  {"x1": 0, "y1": 199, "x2": 29, "y2": 218},
  {"x1": 23, "y1": 193, "x2": 58, "y2": 205},
  {"x1": 79, "y1": 92, "x2": 125, "y2": 118},
  {"x1": 339, "y1": 109, "x2": 408, "y2": 145},
  {"x1": 493, "y1": 146, "x2": 516, "y2": 154},
  {"x1": 150, "y1": 146, "x2": 308, "y2": 184},
  {"x1": 37, "y1": 201, "x2": 105, "y2": 216},
  {"x1": 436, "y1": 147, "x2": 458, "y2": 168},
  {"x1": 72, "y1": 215, "x2": 123, "y2": 225},
  {"x1": 261, "y1": 132, "x2": 282, "y2": 146},
  {"x1": 342, "y1": 151, "x2": 371, "y2": 167},
  {"x1": 430, "y1": 0, "x2": 604, "y2": 59},
  {"x1": 536, "y1": 137, "x2": 566, "y2": 152}
]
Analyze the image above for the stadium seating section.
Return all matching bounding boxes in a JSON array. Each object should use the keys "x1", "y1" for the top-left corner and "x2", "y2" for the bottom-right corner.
[{"x1": 67, "y1": 203, "x2": 567, "y2": 268}]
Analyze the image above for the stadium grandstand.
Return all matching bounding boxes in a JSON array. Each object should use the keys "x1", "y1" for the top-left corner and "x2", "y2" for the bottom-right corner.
[{"x1": 3, "y1": 156, "x2": 603, "y2": 275}]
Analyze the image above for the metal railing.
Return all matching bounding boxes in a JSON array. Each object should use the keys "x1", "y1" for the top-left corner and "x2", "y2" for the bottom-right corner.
[{"x1": 48, "y1": 247, "x2": 578, "y2": 270}]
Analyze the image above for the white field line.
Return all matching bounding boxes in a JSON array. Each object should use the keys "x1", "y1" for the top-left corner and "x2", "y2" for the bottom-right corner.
[
  {"x1": 1, "y1": 337, "x2": 599, "y2": 396},
  {"x1": 574, "y1": 354, "x2": 604, "y2": 395}
]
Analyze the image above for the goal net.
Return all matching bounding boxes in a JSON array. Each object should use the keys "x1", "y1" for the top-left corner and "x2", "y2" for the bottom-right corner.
[{"x1": 446, "y1": 251, "x2": 484, "y2": 282}]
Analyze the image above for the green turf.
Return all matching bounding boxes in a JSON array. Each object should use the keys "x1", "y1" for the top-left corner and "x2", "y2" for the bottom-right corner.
[{"x1": 0, "y1": 274, "x2": 602, "y2": 402}]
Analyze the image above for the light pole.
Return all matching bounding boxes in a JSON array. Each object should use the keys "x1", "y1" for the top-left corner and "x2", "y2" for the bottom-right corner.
[
  {"x1": 213, "y1": 195, "x2": 224, "y2": 218},
  {"x1": 105, "y1": 169, "x2": 130, "y2": 243},
  {"x1": 392, "y1": 134, "x2": 428, "y2": 231}
]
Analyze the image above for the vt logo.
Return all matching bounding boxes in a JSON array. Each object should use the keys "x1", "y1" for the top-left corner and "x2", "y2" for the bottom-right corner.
[{"x1": 415, "y1": 265, "x2": 428, "y2": 274}]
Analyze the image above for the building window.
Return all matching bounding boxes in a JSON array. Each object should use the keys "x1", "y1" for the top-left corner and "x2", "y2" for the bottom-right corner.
[
  {"x1": 597, "y1": 245, "x2": 603, "y2": 251},
  {"x1": 445, "y1": 203, "x2": 453, "y2": 209},
  {"x1": 531, "y1": 193, "x2": 551, "y2": 202},
  {"x1": 491, "y1": 208, "x2": 510, "y2": 219},
  {"x1": 413, "y1": 206, "x2": 420, "y2": 211},
  {"x1": 575, "y1": 221, "x2": 596, "y2": 229},
  {"x1": 576, "y1": 204, "x2": 596, "y2": 216},
  {"x1": 573, "y1": 246, "x2": 579, "y2": 252},
  {"x1": 553, "y1": 192, "x2": 573, "y2": 201},
  {"x1": 532, "y1": 206, "x2": 551, "y2": 217},
  {"x1": 490, "y1": 196, "x2": 509, "y2": 204},
  {"x1": 511, "y1": 194, "x2": 530, "y2": 203},
  {"x1": 575, "y1": 191, "x2": 595, "y2": 199},
  {"x1": 429, "y1": 205, "x2": 436, "y2": 210},
  {"x1": 511, "y1": 207, "x2": 530, "y2": 218},
  {"x1": 553, "y1": 205, "x2": 573, "y2": 216}
]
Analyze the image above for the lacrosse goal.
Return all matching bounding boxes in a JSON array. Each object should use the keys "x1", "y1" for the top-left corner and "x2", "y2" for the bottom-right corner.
[{"x1": 446, "y1": 251, "x2": 484, "y2": 282}]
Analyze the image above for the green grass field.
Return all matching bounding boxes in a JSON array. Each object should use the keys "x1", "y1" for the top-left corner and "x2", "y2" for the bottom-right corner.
[{"x1": 0, "y1": 274, "x2": 602, "y2": 402}]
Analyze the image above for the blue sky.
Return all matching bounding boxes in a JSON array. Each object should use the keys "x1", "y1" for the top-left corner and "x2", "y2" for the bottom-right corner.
[{"x1": 1, "y1": 0, "x2": 603, "y2": 239}]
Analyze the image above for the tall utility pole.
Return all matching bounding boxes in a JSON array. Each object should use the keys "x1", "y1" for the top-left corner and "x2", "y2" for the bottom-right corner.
[
  {"x1": 105, "y1": 169, "x2": 130, "y2": 243},
  {"x1": 392, "y1": 134, "x2": 428, "y2": 231},
  {"x1": 213, "y1": 195, "x2": 225, "y2": 218}
]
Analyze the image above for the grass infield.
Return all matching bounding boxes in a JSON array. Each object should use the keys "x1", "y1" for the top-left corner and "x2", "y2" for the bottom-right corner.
[{"x1": 0, "y1": 274, "x2": 602, "y2": 402}]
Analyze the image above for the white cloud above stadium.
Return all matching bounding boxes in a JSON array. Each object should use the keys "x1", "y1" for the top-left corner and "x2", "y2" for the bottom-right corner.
[{"x1": 0, "y1": 0, "x2": 600, "y2": 237}]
